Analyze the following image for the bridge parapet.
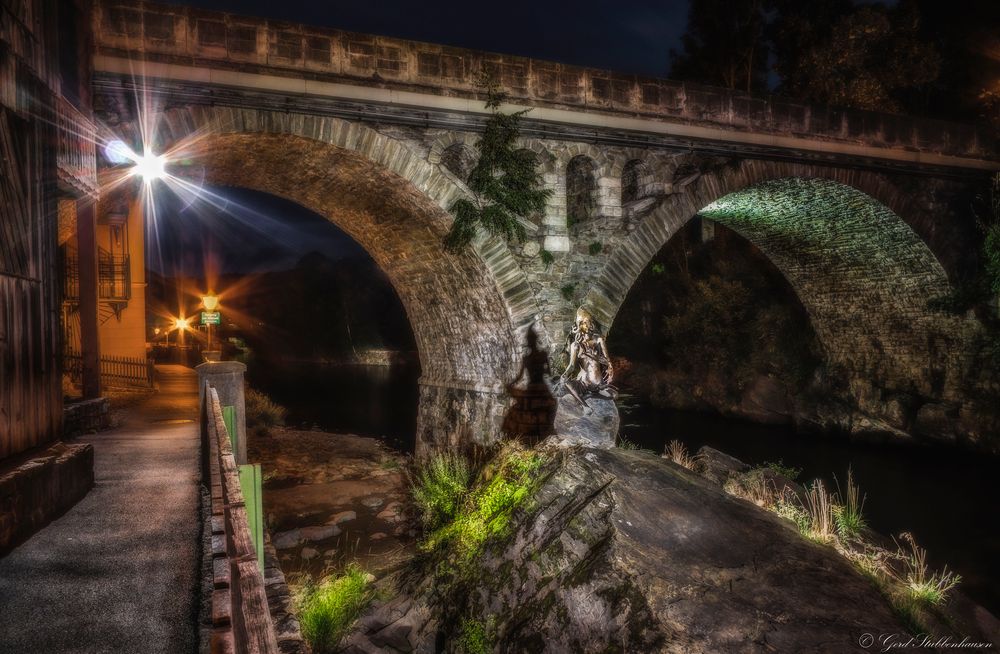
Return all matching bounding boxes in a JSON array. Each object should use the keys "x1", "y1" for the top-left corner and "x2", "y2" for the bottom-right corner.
[{"x1": 93, "y1": 0, "x2": 996, "y2": 163}]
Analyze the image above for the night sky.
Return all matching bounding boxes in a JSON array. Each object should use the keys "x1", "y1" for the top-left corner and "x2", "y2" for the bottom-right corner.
[{"x1": 147, "y1": 186, "x2": 367, "y2": 276}]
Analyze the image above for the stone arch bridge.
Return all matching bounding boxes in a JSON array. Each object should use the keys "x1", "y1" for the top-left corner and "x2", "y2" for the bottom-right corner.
[{"x1": 92, "y1": 1, "x2": 1000, "y2": 452}]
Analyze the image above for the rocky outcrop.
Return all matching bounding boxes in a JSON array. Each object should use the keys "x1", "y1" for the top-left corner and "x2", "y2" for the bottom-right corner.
[
  {"x1": 346, "y1": 447, "x2": 916, "y2": 653},
  {"x1": 547, "y1": 394, "x2": 618, "y2": 448}
]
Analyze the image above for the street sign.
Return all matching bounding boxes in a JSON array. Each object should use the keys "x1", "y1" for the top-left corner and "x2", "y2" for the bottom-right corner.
[{"x1": 201, "y1": 311, "x2": 221, "y2": 325}]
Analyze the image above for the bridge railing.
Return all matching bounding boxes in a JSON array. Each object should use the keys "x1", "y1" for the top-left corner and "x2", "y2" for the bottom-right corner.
[
  {"x1": 203, "y1": 384, "x2": 278, "y2": 654},
  {"x1": 92, "y1": 0, "x2": 995, "y2": 161}
]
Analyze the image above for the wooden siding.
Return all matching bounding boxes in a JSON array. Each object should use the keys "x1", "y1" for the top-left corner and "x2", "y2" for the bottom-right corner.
[{"x1": 0, "y1": 2, "x2": 65, "y2": 460}]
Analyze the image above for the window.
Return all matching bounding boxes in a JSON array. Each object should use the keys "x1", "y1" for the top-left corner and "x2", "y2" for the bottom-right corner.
[{"x1": 566, "y1": 156, "x2": 596, "y2": 226}]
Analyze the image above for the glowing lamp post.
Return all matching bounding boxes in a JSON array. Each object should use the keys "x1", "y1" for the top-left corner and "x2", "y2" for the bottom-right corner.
[
  {"x1": 174, "y1": 316, "x2": 190, "y2": 349},
  {"x1": 202, "y1": 293, "x2": 221, "y2": 360}
]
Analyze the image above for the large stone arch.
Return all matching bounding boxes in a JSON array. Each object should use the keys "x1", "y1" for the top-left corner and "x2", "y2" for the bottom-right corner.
[
  {"x1": 131, "y1": 105, "x2": 546, "y2": 453},
  {"x1": 585, "y1": 165, "x2": 970, "y2": 401}
]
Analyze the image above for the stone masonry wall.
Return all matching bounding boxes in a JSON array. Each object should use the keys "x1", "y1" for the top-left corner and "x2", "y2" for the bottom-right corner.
[{"x1": 0, "y1": 442, "x2": 94, "y2": 555}]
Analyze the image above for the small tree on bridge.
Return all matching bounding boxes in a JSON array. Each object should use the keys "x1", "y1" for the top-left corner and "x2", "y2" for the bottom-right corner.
[{"x1": 444, "y1": 72, "x2": 551, "y2": 253}]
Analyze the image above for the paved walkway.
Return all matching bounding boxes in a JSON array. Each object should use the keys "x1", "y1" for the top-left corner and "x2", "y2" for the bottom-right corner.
[{"x1": 0, "y1": 365, "x2": 202, "y2": 654}]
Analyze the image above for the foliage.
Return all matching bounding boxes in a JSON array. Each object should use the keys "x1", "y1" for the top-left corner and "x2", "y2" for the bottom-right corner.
[
  {"x1": 833, "y1": 468, "x2": 866, "y2": 539},
  {"x1": 421, "y1": 444, "x2": 545, "y2": 563},
  {"x1": 761, "y1": 459, "x2": 801, "y2": 481},
  {"x1": 244, "y1": 387, "x2": 286, "y2": 433},
  {"x1": 650, "y1": 262, "x2": 665, "y2": 275},
  {"x1": 669, "y1": 0, "x2": 769, "y2": 94},
  {"x1": 411, "y1": 452, "x2": 472, "y2": 530},
  {"x1": 296, "y1": 564, "x2": 375, "y2": 654},
  {"x1": 444, "y1": 73, "x2": 551, "y2": 252},
  {"x1": 891, "y1": 532, "x2": 962, "y2": 606},
  {"x1": 771, "y1": 1, "x2": 940, "y2": 112},
  {"x1": 774, "y1": 492, "x2": 811, "y2": 536},
  {"x1": 671, "y1": 0, "x2": 949, "y2": 116},
  {"x1": 588, "y1": 241, "x2": 603, "y2": 256},
  {"x1": 560, "y1": 283, "x2": 576, "y2": 302},
  {"x1": 457, "y1": 617, "x2": 495, "y2": 654},
  {"x1": 983, "y1": 174, "x2": 1000, "y2": 294},
  {"x1": 540, "y1": 249, "x2": 555, "y2": 266}
]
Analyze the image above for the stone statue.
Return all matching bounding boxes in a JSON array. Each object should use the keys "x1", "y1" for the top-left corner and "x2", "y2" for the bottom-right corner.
[{"x1": 560, "y1": 307, "x2": 617, "y2": 411}]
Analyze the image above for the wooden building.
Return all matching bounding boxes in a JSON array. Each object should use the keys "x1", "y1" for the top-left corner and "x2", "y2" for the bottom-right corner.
[{"x1": 1, "y1": 0, "x2": 98, "y2": 459}]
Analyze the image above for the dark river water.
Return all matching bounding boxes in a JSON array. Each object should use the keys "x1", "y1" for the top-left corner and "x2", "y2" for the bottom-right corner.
[{"x1": 249, "y1": 363, "x2": 998, "y2": 615}]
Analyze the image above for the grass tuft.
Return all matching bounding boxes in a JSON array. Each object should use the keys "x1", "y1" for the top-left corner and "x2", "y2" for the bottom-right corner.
[
  {"x1": 421, "y1": 444, "x2": 545, "y2": 564},
  {"x1": 411, "y1": 452, "x2": 472, "y2": 530},
  {"x1": 833, "y1": 467, "x2": 867, "y2": 539},
  {"x1": 802, "y1": 479, "x2": 836, "y2": 543},
  {"x1": 296, "y1": 564, "x2": 375, "y2": 653},
  {"x1": 891, "y1": 532, "x2": 961, "y2": 606},
  {"x1": 663, "y1": 440, "x2": 700, "y2": 471}
]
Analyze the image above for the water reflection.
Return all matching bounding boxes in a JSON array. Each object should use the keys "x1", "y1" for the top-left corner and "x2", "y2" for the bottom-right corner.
[{"x1": 247, "y1": 362, "x2": 420, "y2": 452}]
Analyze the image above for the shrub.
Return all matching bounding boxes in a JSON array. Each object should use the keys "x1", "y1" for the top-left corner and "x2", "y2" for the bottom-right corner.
[
  {"x1": 540, "y1": 249, "x2": 555, "y2": 266},
  {"x1": 412, "y1": 452, "x2": 472, "y2": 530},
  {"x1": 588, "y1": 241, "x2": 603, "y2": 255},
  {"x1": 833, "y1": 468, "x2": 866, "y2": 539},
  {"x1": 245, "y1": 387, "x2": 287, "y2": 432},
  {"x1": 296, "y1": 564, "x2": 375, "y2": 654},
  {"x1": 762, "y1": 459, "x2": 802, "y2": 481}
]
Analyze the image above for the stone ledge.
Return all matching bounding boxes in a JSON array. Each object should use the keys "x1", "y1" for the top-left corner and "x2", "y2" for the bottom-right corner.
[
  {"x1": 0, "y1": 441, "x2": 94, "y2": 556},
  {"x1": 63, "y1": 397, "x2": 111, "y2": 436}
]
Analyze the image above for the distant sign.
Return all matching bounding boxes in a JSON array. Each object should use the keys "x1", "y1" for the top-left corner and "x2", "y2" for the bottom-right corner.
[{"x1": 201, "y1": 311, "x2": 221, "y2": 325}]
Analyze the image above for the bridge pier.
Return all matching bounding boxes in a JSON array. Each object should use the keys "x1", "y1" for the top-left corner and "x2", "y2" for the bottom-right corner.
[{"x1": 415, "y1": 380, "x2": 508, "y2": 457}]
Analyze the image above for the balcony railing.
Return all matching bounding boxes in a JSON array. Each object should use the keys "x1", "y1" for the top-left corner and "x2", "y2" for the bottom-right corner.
[
  {"x1": 63, "y1": 246, "x2": 131, "y2": 304},
  {"x1": 56, "y1": 95, "x2": 98, "y2": 199}
]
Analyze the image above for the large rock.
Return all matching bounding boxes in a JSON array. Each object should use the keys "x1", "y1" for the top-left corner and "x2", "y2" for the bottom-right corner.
[
  {"x1": 547, "y1": 394, "x2": 618, "y2": 448},
  {"x1": 348, "y1": 448, "x2": 918, "y2": 653}
]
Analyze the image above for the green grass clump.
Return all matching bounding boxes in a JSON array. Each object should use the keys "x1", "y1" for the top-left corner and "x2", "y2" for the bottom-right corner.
[
  {"x1": 892, "y1": 532, "x2": 961, "y2": 606},
  {"x1": 457, "y1": 617, "x2": 494, "y2": 654},
  {"x1": 412, "y1": 452, "x2": 472, "y2": 530},
  {"x1": 296, "y1": 564, "x2": 375, "y2": 653},
  {"x1": 245, "y1": 387, "x2": 287, "y2": 433},
  {"x1": 540, "y1": 249, "x2": 555, "y2": 266},
  {"x1": 422, "y1": 445, "x2": 545, "y2": 563},
  {"x1": 560, "y1": 283, "x2": 576, "y2": 302},
  {"x1": 588, "y1": 241, "x2": 603, "y2": 255},
  {"x1": 833, "y1": 468, "x2": 867, "y2": 539}
]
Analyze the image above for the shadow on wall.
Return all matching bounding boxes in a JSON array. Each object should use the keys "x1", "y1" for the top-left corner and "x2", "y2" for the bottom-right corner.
[{"x1": 502, "y1": 327, "x2": 556, "y2": 446}]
